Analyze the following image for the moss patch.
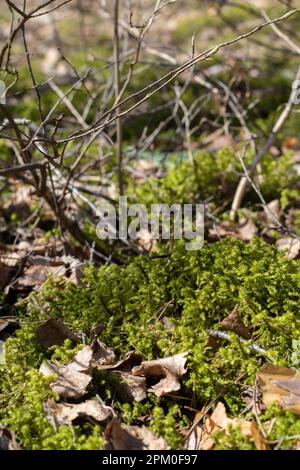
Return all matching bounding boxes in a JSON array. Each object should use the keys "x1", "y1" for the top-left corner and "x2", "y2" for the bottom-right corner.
[{"x1": 0, "y1": 238, "x2": 299, "y2": 449}]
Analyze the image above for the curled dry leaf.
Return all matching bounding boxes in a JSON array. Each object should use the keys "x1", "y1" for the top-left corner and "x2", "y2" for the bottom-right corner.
[
  {"x1": 106, "y1": 420, "x2": 169, "y2": 450},
  {"x1": 44, "y1": 399, "x2": 113, "y2": 426},
  {"x1": 39, "y1": 346, "x2": 93, "y2": 399},
  {"x1": 220, "y1": 306, "x2": 251, "y2": 339},
  {"x1": 132, "y1": 352, "x2": 188, "y2": 397},
  {"x1": 92, "y1": 338, "x2": 116, "y2": 368},
  {"x1": 111, "y1": 371, "x2": 147, "y2": 402},
  {"x1": 187, "y1": 402, "x2": 267, "y2": 450},
  {"x1": 36, "y1": 318, "x2": 80, "y2": 349},
  {"x1": 0, "y1": 426, "x2": 22, "y2": 450},
  {"x1": 276, "y1": 237, "x2": 300, "y2": 260},
  {"x1": 92, "y1": 350, "x2": 142, "y2": 371},
  {"x1": 257, "y1": 364, "x2": 300, "y2": 415}
]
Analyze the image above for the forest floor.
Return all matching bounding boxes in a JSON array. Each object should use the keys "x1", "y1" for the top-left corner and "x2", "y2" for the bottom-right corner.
[{"x1": 0, "y1": 0, "x2": 300, "y2": 451}]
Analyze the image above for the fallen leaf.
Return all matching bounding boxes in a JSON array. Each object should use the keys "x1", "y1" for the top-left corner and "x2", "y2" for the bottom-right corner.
[
  {"x1": 17, "y1": 263, "x2": 64, "y2": 288},
  {"x1": 209, "y1": 216, "x2": 257, "y2": 242},
  {"x1": 132, "y1": 352, "x2": 188, "y2": 397},
  {"x1": 276, "y1": 237, "x2": 300, "y2": 260},
  {"x1": 186, "y1": 402, "x2": 267, "y2": 450},
  {"x1": 92, "y1": 338, "x2": 116, "y2": 367},
  {"x1": 36, "y1": 318, "x2": 80, "y2": 349},
  {"x1": 16, "y1": 256, "x2": 84, "y2": 289},
  {"x1": 92, "y1": 350, "x2": 142, "y2": 371},
  {"x1": 257, "y1": 364, "x2": 300, "y2": 415},
  {"x1": 40, "y1": 346, "x2": 93, "y2": 399},
  {"x1": 220, "y1": 306, "x2": 251, "y2": 339},
  {"x1": 112, "y1": 371, "x2": 147, "y2": 402},
  {"x1": 0, "y1": 426, "x2": 22, "y2": 450},
  {"x1": 186, "y1": 411, "x2": 215, "y2": 451},
  {"x1": 262, "y1": 199, "x2": 281, "y2": 225},
  {"x1": 106, "y1": 420, "x2": 169, "y2": 450},
  {"x1": 44, "y1": 399, "x2": 113, "y2": 425}
]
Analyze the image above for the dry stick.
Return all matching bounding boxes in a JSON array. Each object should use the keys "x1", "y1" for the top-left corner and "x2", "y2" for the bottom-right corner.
[
  {"x1": 209, "y1": 329, "x2": 267, "y2": 355},
  {"x1": 114, "y1": 0, "x2": 124, "y2": 196},
  {"x1": 230, "y1": 63, "x2": 300, "y2": 220}
]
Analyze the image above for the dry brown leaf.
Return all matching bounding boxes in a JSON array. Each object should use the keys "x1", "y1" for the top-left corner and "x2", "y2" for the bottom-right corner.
[
  {"x1": 36, "y1": 318, "x2": 80, "y2": 349},
  {"x1": 112, "y1": 371, "x2": 147, "y2": 402},
  {"x1": 40, "y1": 346, "x2": 93, "y2": 399},
  {"x1": 276, "y1": 237, "x2": 300, "y2": 260},
  {"x1": 44, "y1": 399, "x2": 113, "y2": 426},
  {"x1": 186, "y1": 412, "x2": 215, "y2": 450},
  {"x1": 220, "y1": 306, "x2": 251, "y2": 339},
  {"x1": 16, "y1": 256, "x2": 84, "y2": 289},
  {"x1": 186, "y1": 425, "x2": 215, "y2": 451},
  {"x1": 262, "y1": 199, "x2": 281, "y2": 225},
  {"x1": 257, "y1": 364, "x2": 300, "y2": 415},
  {"x1": 106, "y1": 420, "x2": 169, "y2": 450},
  {"x1": 209, "y1": 217, "x2": 257, "y2": 242},
  {"x1": 132, "y1": 352, "x2": 188, "y2": 397},
  {"x1": 0, "y1": 426, "x2": 22, "y2": 450},
  {"x1": 187, "y1": 402, "x2": 267, "y2": 450},
  {"x1": 92, "y1": 350, "x2": 142, "y2": 371},
  {"x1": 92, "y1": 339, "x2": 116, "y2": 367},
  {"x1": 17, "y1": 263, "x2": 64, "y2": 288}
]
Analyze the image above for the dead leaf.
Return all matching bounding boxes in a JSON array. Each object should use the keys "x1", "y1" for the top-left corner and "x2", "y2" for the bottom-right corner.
[
  {"x1": 187, "y1": 402, "x2": 267, "y2": 450},
  {"x1": 106, "y1": 420, "x2": 169, "y2": 450},
  {"x1": 186, "y1": 411, "x2": 215, "y2": 450},
  {"x1": 186, "y1": 425, "x2": 215, "y2": 450},
  {"x1": 16, "y1": 256, "x2": 84, "y2": 289},
  {"x1": 17, "y1": 263, "x2": 64, "y2": 289},
  {"x1": 40, "y1": 346, "x2": 93, "y2": 399},
  {"x1": 0, "y1": 426, "x2": 22, "y2": 450},
  {"x1": 220, "y1": 306, "x2": 251, "y2": 339},
  {"x1": 276, "y1": 237, "x2": 300, "y2": 260},
  {"x1": 92, "y1": 350, "x2": 142, "y2": 371},
  {"x1": 209, "y1": 216, "x2": 257, "y2": 242},
  {"x1": 132, "y1": 352, "x2": 188, "y2": 397},
  {"x1": 36, "y1": 318, "x2": 80, "y2": 349},
  {"x1": 112, "y1": 371, "x2": 147, "y2": 402},
  {"x1": 44, "y1": 399, "x2": 113, "y2": 426},
  {"x1": 262, "y1": 199, "x2": 281, "y2": 225},
  {"x1": 92, "y1": 339, "x2": 116, "y2": 367},
  {"x1": 257, "y1": 364, "x2": 300, "y2": 415}
]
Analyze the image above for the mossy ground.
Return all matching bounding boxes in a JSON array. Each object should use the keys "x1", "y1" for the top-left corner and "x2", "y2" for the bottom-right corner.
[
  {"x1": 1, "y1": 0, "x2": 300, "y2": 451},
  {"x1": 1, "y1": 235, "x2": 299, "y2": 449}
]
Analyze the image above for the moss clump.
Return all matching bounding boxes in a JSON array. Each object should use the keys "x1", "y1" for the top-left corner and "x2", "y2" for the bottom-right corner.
[{"x1": 0, "y1": 238, "x2": 299, "y2": 449}]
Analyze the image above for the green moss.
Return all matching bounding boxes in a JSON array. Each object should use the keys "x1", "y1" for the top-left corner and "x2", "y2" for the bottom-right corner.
[{"x1": 0, "y1": 237, "x2": 299, "y2": 449}]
